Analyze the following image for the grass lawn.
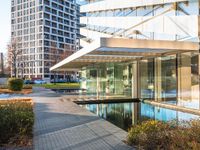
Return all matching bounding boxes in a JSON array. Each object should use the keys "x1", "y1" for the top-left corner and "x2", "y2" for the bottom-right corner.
[
  {"x1": 0, "y1": 99, "x2": 34, "y2": 148},
  {"x1": 34, "y1": 83, "x2": 80, "y2": 89}
]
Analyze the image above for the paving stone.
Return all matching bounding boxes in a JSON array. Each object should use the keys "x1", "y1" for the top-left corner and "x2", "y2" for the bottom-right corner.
[{"x1": 31, "y1": 88, "x2": 133, "y2": 150}]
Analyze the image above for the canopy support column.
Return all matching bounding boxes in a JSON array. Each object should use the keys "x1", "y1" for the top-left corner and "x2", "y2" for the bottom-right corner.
[
  {"x1": 155, "y1": 57, "x2": 162, "y2": 101},
  {"x1": 96, "y1": 68, "x2": 100, "y2": 100},
  {"x1": 132, "y1": 61, "x2": 140, "y2": 98}
]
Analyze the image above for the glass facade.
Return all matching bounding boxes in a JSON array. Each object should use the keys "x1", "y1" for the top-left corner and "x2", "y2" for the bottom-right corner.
[
  {"x1": 78, "y1": 0, "x2": 200, "y2": 109},
  {"x1": 81, "y1": 52, "x2": 200, "y2": 110},
  {"x1": 40, "y1": 0, "x2": 200, "y2": 120},
  {"x1": 140, "y1": 53, "x2": 200, "y2": 110},
  {"x1": 161, "y1": 55, "x2": 177, "y2": 99},
  {"x1": 80, "y1": 63, "x2": 132, "y2": 98},
  {"x1": 140, "y1": 59, "x2": 155, "y2": 99},
  {"x1": 177, "y1": 52, "x2": 200, "y2": 109}
]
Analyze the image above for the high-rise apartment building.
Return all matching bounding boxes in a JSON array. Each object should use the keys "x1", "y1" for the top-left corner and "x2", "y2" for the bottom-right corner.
[{"x1": 11, "y1": 0, "x2": 79, "y2": 79}]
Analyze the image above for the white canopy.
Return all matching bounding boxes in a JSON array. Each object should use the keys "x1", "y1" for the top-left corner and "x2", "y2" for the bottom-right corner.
[{"x1": 50, "y1": 38, "x2": 199, "y2": 71}]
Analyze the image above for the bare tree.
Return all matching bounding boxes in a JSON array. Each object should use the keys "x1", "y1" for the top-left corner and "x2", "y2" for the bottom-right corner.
[
  {"x1": 7, "y1": 39, "x2": 22, "y2": 78},
  {"x1": 49, "y1": 42, "x2": 75, "y2": 82},
  {"x1": 49, "y1": 42, "x2": 59, "y2": 83},
  {"x1": 62, "y1": 44, "x2": 75, "y2": 80}
]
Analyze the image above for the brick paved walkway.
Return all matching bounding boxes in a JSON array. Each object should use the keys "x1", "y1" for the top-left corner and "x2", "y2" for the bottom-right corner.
[{"x1": 32, "y1": 88, "x2": 133, "y2": 150}]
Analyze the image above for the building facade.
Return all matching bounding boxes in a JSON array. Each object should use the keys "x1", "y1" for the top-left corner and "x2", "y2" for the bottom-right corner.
[
  {"x1": 11, "y1": 0, "x2": 79, "y2": 79},
  {"x1": 51, "y1": 0, "x2": 200, "y2": 110}
]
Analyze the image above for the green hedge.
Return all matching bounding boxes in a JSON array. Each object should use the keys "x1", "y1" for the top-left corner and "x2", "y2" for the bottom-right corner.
[
  {"x1": 0, "y1": 84, "x2": 32, "y2": 90},
  {"x1": 8, "y1": 78, "x2": 24, "y2": 91},
  {"x1": 34, "y1": 83, "x2": 80, "y2": 89},
  {"x1": 0, "y1": 100, "x2": 34, "y2": 146}
]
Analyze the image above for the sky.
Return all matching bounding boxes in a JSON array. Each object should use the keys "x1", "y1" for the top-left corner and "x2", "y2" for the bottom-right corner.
[{"x1": 0, "y1": 1, "x2": 11, "y2": 53}]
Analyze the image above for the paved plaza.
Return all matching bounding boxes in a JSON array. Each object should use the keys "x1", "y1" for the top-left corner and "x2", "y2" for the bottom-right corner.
[{"x1": 31, "y1": 88, "x2": 133, "y2": 150}]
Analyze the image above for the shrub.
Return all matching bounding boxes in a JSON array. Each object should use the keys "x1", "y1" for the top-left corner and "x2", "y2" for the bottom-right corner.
[
  {"x1": 0, "y1": 84, "x2": 32, "y2": 90},
  {"x1": 0, "y1": 99, "x2": 34, "y2": 147},
  {"x1": 127, "y1": 120, "x2": 200, "y2": 150},
  {"x1": 8, "y1": 78, "x2": 24, "y2": 91},
  {"x1": 0, "y1": 85, "x2": 8, "y2": 89},
  {"x1": 23, "y1": 85, "x2": 33, "y2": 89},
  {"x1": 34, "y1": 83, "x2": 80, "y2": 89}
]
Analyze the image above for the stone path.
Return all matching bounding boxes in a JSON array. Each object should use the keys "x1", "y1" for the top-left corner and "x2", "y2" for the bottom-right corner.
[{"x1": 32, "y1": 88, "x2": 133, "y2": 150}]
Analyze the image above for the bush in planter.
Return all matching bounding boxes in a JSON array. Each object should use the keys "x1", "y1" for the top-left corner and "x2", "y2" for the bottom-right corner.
[
  {"x1": 23, "y1": 85, "x2": 33, "y2": 89},
  {"x1": 0, "y1": 85, "x2": 8, "y2": 89},
  {"x1": 127, "y1": 120, "x2": 200, "y2": 150},
  {"x1": 0, "y1": 99, "x2": 34, "y2": 147},
  {"x1": 8, "y1": 78, "x2": 24, "y2": 91}
]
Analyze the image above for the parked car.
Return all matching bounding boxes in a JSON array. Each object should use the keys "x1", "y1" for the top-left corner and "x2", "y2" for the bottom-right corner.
[
  {"x1": 24, "y1": 80, "x2": 34, "y2": 84},
  {"x1": 34, "y1": 79, "x2": 46, "y2": 84},
  {"x1": 50, "y1": 79, "x2": 67, "y2": 83}
]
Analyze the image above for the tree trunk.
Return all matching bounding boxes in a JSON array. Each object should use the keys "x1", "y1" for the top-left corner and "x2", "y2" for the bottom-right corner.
[
  {"x1": 54, "y1": 72, "x2": 56, "y2": 85},
  {"x1": 14, "y1": 66, "x2": 17, "y2": 78}
]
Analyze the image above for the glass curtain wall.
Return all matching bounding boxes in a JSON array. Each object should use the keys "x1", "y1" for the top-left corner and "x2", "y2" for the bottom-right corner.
[
  {"x1": 139, "y1": 53, "x2": 200, "y2": 110},
  {"x1": 86, "y1": 68, "x2": 98, "y2": 95},
  {"x1": 80, "y1": 68, "x2": 87, "y2": 90},
  {"x1": 114, "y1": 63, "x2": 132, "y2": 97},
  {"x1": 105, "y1": 63, "x2": 132, "y2": 98},
  {"x1": 106, "y1": 64, "x2": 115, "y2": 96},
  {"x1": 161, "y1": 55, "x2": 177, "y2": 100},
  {"x1": 81, "y1": 63, "x2": 133, "y2": 98},
  {"x1": 81, "y1": 52, "x2": 200, "y2": 110},
  {"x1": 140, "y1": 59, "x2": 155, "y2": 99},
  {"x1": 177, "y1": 52, "x2": 200, "y2": 109}
]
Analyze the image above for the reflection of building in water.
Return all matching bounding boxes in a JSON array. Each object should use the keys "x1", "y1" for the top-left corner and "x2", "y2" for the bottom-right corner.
[{"x1": 83, "y1": 102, "x2": 199, "y2": 131}]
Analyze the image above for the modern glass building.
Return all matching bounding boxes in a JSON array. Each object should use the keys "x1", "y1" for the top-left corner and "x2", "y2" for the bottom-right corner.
[{"x1": 51, "y1": 0, "x2": 200, "y2": 110}]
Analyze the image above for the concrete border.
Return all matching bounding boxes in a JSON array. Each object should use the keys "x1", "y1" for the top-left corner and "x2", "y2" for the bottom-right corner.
[{"x1": 144, "y1": 100, "x2": 200, "y2": 116}]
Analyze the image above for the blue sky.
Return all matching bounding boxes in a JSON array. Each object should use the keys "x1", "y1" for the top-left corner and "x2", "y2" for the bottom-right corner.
[{"x1": 0, "y1": 1, "x2": 11, "y2": 53}]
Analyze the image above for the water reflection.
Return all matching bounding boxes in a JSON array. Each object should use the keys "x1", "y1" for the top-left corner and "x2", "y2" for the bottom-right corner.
[
  {"x1": 0, "y1": 94, "x2": 23, "y2": 99},
  {"x1": 81, "y1": 102, "x2": 199, "y2": 131},
  {"x1": 52, "y1": 89, "x2": 84, "y2": 95}
]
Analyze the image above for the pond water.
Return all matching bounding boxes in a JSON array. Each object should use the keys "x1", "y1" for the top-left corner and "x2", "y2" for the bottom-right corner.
[
  {"x1": 52, "y1": 89, "x2": 84, "y2": 95},
  {"x1": 0, "y1": 94, "x2": 23, "y2": 99},
  {"x1": 80, "y1": 102, "x2": 200, "y2": 131}
]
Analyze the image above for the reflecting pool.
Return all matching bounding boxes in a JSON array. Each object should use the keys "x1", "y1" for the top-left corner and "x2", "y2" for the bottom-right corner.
[
  {"x1": 0, "y1": 94, "x2": 23, "y2": 99},
  {"x1": 52, "y1": 89, "x2": 82, "y2": 95},
  {"x1": 80, "y1": 102, "x2": 200, "y2": 131}
]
